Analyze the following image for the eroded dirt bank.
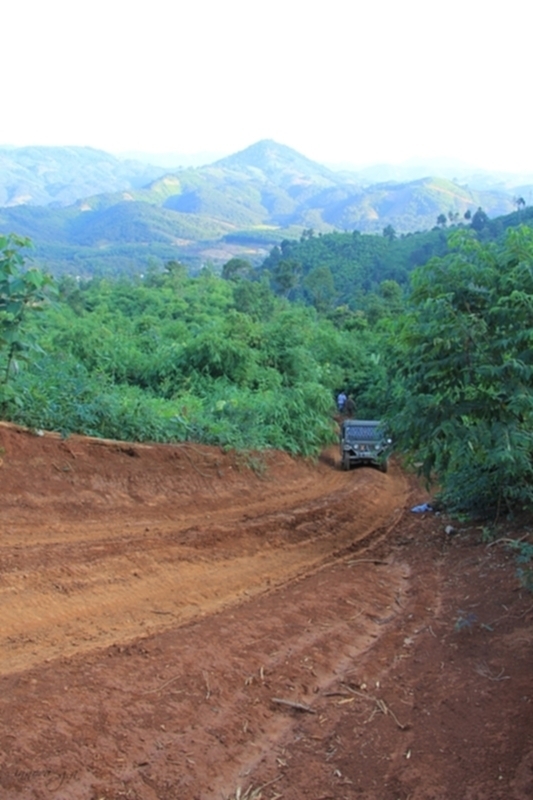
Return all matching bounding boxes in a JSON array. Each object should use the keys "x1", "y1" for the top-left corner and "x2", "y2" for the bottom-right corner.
[{"x1": 0, "y1": 423, "x2": 532, "y2": 800}]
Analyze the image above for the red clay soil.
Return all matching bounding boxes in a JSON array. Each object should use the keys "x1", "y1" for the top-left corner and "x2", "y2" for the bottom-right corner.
[{"x1": 0, "y1": 421, "x2": 531, "y2": 800}]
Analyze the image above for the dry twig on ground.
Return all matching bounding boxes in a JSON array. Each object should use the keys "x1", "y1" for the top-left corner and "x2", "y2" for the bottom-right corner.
[{"x1": 271, "y1": 697, "x2": 316, "y2": 714}]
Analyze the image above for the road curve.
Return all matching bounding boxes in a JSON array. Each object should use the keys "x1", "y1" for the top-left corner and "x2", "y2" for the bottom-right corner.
[{"x1": 0, "y1": 424, "x2": 410, "y2": 675}]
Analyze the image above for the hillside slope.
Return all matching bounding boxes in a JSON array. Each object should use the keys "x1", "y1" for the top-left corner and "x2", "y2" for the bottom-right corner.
[
  {"x1": 0, "y1": 140, "x2": 522, "y2": 274},
  {"x1": 0, "y1": 146, "x2": 166, "y2": 207}
]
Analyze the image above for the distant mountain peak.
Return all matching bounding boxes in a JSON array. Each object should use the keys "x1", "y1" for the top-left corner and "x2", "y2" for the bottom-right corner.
[
  {"x1": 215, "y1": 138, "x2": 302, "y2": 162},
  {"x1": 212, "y1": 139, "x2": 338, "y2": 184}
]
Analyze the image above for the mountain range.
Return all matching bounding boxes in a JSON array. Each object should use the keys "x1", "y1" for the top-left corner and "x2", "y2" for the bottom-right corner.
[
  {"x1": 0, "y1": 140, "x2": 531, "y2": 276},
  {"x1": 0, "y1": 146, "x2": 166, "y2": 208}
]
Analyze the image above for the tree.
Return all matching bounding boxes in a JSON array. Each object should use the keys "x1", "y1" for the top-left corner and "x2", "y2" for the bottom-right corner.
[
  {"x1": 388, "y1": 227, "x2": 533, "y2": 516},
  {"x1": 221, "y1": 257, "x2": 254, "y2": 281},
  {"x1": 379, "y1": 279, "x2": 403, "y2": 311},
  {"x1": 437, "y1": 213, "x2": 447, "y2": 227},
  {"x1": 232, "y1": 278, "x2": 275, "y2": 320},
  {"x1": 271, "y1": 258, "x2": 302, "y2": 297},
  {"x1": 303, "y1": 265, "x2": 336, "y2": 311},
  {"x1": 164, "y1": 260, "x2": 189, "y2": 279},
  {"x1": 471, "y1": 207, "x2": 489, "y2": 232},
  {"x1": 0, "y1": 234, "x2": 54, "y2": 395},
  {"x1": 383, "y1": 224, "x2": 396, "y2": 242}
]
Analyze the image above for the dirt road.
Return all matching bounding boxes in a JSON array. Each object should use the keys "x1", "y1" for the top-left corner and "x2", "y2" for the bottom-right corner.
[
  {"x1": 0, "y1": 423, "x2": 407, "y2": 676},
  {"x1": 0, "y1": 423, "x2": 532, "y2": 800}
]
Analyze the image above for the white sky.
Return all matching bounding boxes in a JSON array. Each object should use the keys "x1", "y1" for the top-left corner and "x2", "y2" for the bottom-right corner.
[{"x1": 2, "y1": 0, "x2": 531, "y2": 172}]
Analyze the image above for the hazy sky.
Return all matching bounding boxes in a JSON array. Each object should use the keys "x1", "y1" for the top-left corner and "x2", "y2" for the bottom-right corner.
[{"x1": 3, "y1": 0, "x2": 531, "y2": 172}]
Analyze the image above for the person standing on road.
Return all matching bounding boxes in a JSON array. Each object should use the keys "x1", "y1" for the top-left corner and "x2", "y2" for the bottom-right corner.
[
  {"x1": 345, "y1": 395, "x2": 356, "y2": 417},
  {"x1": 337, "y1": 391, "x2": 347, "y2": 413}
]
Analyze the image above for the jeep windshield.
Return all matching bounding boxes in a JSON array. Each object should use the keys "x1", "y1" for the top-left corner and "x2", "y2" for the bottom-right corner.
[{"x1": 342, "y1": 423, "x2": 382, "y2": 443}]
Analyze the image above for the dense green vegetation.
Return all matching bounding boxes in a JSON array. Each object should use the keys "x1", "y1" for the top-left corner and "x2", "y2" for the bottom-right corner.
[
  {"x1": 1, "y1": 242, "x2": 389, "y2": 456},
  {"x1": 259, "y1": 228, "x2": 449, "y2": 308},
  {"x1": 0, "y1": 234, "x2": 55, "y2": 406},
  {"x1": 2, "y1": 207, "x2": 533, "y2": 524},
  {"x1": 387, "y1": 225, "x2": 533, "y2": 517},
  {"x1": 259, "y1": 206, "x2": 533, "y2": 307}
]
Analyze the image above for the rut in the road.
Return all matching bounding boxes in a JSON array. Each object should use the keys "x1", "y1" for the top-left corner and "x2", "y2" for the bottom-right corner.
[{"x1": 0, "y1": 425, "x2": 409, "y2": 674}]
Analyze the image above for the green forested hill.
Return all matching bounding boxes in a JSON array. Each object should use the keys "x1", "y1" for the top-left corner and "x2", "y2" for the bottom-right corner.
[
  {"x1": 0, "y1": 141, "x2": 522, "y2": 276},
  {"x1": 212, "y1": 139, "x2": 339, "y2": 185},
  {"x1": 257, "y1": 205, "x2": 533, "y2": 310},
  {"x1": 0, "y1": 146, "x2": 166, "y2": 207},
  {"x1": 259, "y1": 228, "x2": 446, "y2": 307}
]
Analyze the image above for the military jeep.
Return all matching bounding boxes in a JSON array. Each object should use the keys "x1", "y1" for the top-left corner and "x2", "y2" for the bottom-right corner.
[{"x1": 339, "y1": 419, "x2": 391, "y2": 472}]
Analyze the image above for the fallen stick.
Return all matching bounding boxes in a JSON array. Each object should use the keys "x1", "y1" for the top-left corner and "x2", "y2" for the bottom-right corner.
[
  {"x1": 271, "y1": 697, "x2": 316, "y2": 714},
  {"x1": 486, "y1": 534, "x2": 528, "y2": 548},
  {"x1": 342, "y1": 684, "x2": 407, "y2": 729}
]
